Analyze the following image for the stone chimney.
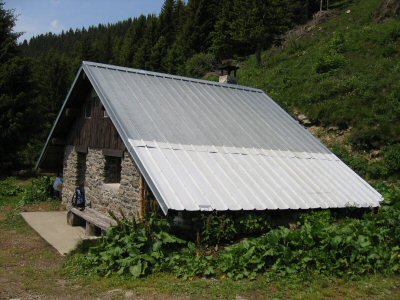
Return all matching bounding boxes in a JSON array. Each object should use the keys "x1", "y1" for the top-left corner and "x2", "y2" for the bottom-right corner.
[{"x1": 219, "y1": 60, "x2": 239, "y2": 84}]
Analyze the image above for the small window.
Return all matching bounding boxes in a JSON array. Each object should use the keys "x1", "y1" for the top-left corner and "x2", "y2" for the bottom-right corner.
[
  {"x1": 104, "y1": 156, "x2": 121, "y2": 183},
  {"x1": 102, "y1": 105, "x2": 109, "y2": 118}
]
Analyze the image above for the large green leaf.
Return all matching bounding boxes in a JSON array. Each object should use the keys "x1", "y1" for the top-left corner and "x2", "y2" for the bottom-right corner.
[{"x1": 129, "y1": 262, "x2": 142, "y2": 278}]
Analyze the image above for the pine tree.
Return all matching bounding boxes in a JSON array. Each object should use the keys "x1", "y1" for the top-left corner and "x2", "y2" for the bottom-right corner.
[
  {"x1": 174, "y1": 0, "x2": 186, "y2": 30},
  {"x1": 120, "y1": 15, "x2": 147, "y2": 66},
  {"x1": 149, "y1": 35, "x2": 168, "y2": 72},
  {"x1": 38, "y1": 53, "x2": 71, "y2": 114},
  {"x1": 163, "y1": 41, "x2": 187, "y2": 75},
  {"x1": 80, "y1": 39, "x2": 97, "y2": 61},
  {"x1": 132, "y1": 16, "x2": 159, "y2": 70},
  {"x1": 102, "y1": 31, "x2": 113, "y2": 63},
  {"x1": 0, "y1": 1, "x2": 18, "y2": 64},
  {"x1": 210, "y1": 0, "x2": 235, "y2": 61},
  {"x1": 229, "y1": 0, "x2": 292, "y2": 65},
  {"x1": 0, "y1": 1, "x2": 43, "y2": 172},
  {"x1": 179, "y1": 0, "x2": 219, "y2": 57},
  {"x1": 159, "y1": 0, "x2": 176, "y2": 46}
]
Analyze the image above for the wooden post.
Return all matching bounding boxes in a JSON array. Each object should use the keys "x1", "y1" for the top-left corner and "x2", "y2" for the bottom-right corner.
[
  {"x1": 85, "y1": 222, "x2": 97, "y2": 236},
  {"x1": 139, "y1": 175, "x2": 145, "y2": 221},
  {"x1": 67, "y1": 211, "x2": 85, "y2": 226}
]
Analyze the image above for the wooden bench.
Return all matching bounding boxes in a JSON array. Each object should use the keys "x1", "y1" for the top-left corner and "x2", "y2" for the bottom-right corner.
[{"x1": 67, "y1": 207, "x2": 117, "y2": 235}]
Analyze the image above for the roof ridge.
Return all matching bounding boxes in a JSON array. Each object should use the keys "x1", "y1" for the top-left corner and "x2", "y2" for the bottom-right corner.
[{"x1": 82, "y1": 61, "x2": 263, "y2": 93}]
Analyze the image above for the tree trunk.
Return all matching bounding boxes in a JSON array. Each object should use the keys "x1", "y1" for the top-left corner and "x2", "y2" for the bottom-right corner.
[{"x1": 255, "y1": 43, "x2": 262, "y2": 66}]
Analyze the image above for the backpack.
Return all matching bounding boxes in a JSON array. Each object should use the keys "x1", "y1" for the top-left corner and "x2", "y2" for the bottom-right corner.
[{"x1": 73, "y1": 187, "x2": 85, "y2": 208}]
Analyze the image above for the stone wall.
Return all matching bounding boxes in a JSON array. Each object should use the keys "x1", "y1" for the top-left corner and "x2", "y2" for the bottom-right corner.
[
  {"x1": 62, "y1": 145, "x2": 78, "y2": 205},
  {"x1": 62, "y1": 146, "x2": 140, "y2": 218}
]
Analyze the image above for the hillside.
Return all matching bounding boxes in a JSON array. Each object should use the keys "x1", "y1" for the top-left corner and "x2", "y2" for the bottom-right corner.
[
  {"x1": 235, "y1": 0, "x2": 400, "y2": 182},
  {"x1": 1, "y1": 0, "x2": 399, "y2": 180}
]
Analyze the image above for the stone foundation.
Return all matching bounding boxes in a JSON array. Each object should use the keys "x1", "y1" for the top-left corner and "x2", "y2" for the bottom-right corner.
[{"x1": 62, "y1": 146, "x2": 140, "y2": 218}]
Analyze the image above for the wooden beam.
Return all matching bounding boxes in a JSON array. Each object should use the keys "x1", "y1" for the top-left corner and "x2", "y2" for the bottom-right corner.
[
  {"x1": 51, "y1": 137, "x2": 65, "y2": 145},
  {"x1": 102, "y1": 148, "x2": 123, "y2": 157},
  {"x1": 65, "y1": 108, "x2": 80, "y2": 117},
  {"x1": 75, "y1": 145, "x2": 88, "y2": 153}
]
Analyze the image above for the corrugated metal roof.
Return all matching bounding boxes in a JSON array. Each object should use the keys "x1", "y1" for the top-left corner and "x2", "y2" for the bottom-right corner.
[
  {"x1": 80, "y1": 61, "x2": 382, "y2": 213},
  {"x1": 130, "y1": 142, "x2": 380, "y2": 211},
  {"x1": 83, "y1": 62, "x2": 328, "y2": 153}
]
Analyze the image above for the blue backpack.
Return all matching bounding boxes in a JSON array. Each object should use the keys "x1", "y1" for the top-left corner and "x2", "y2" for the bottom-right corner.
[{"x1": 73, "y1": 187, "x2": 85, "y2": 208}]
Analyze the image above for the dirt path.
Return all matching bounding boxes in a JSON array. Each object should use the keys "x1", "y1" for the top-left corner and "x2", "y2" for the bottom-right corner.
[
  {"x1": 0, "y1": 208, "x2": 189, "y2": 300},
  {"x1": 0, "y1": 207, "x2": 126, "y2": 299},
  {"x1": 1, "y1": 221, "x2": 87, "y2": 299}
]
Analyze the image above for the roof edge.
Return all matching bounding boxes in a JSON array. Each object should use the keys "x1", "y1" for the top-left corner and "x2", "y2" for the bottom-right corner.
[
  {"x1": 82, "y1": 61, "x2": 263, "y2": 94},
  {"x1": 35, "y1": 66, "x2": 84, "y2": 170},
  {"x1": 36, "y1": 61, "x2": 171, "y2": 214},
  {"x1": 82, "y1": 63, "x2": 170, "y2": 215}
]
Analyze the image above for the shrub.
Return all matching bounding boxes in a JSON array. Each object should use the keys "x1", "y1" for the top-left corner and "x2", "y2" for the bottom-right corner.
[
  {"x1": 387, "y1": 24, "x2": 400, "y2": 43},
  {"x1": 197, "y1": 212, "x2": 273, "y2": 246},
  {"x1": 200, "y1": 212, "x2": 237, "y2": 246},
  {"x1": 315, "y1": 51, "x2": 346, "y2": 73},
  {"x1": 168, "y1": 242, "x2": 216, "y2": 279},
  {"x1": 367, "y1": 161, "x2": 388, "y2": 179},
  {"x1": 73, "y1": 188, "x2": 400, "y2": 280},
  {"x1": 185, "y1": 53, "x2": 216, "y2": 78},
  {"x1": 287, "y1": 40, "x2": 306, "y2": 54},
  {"x1": 350, "y1": 126, "x2": 387, "y2": 150},
  {"x1": 82, "y1": 213, "x2": 186, "y2": 278},
  {"x1": 384, "y1": 144, "x2": 400, "y2": 175},
  {"x1": 315, "y1": 33, "x2": 347, "y2": 74},
  {"x1": 381, "y1": 44, "x2": 398, "y2": 57},
  {"x1": 379, "y1": 184, "x2": 400, "y2": 209},
  {"x1": 328, "y1": 32, "x2": 346, "y2": 53},
  {"x1": 21, "y1": 176, "x2": 53, "y2": 204},
  {"x1": 0, "y1": 177, "x2": 24, "y2": 197},
  {"x1": 236, "y1": 213, "x2": 272, "y2": 236},
  {"x1": 216, "y1": 203, "x2": 400, "y2": 279}
]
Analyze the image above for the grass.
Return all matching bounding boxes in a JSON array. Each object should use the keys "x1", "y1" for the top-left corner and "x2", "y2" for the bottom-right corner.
[
  {"x1": 60, "y1": 271, "x2": 400, "y2": 299},
  {"x1": 64, "y1": 244, "x2": 400, "y2": 300},
  {"x1": 0, "y1": 177, "x2": 399, "y2": 299},
  {"x1": 237, "y1": 0, "x2": 400, "y2": 151}
]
